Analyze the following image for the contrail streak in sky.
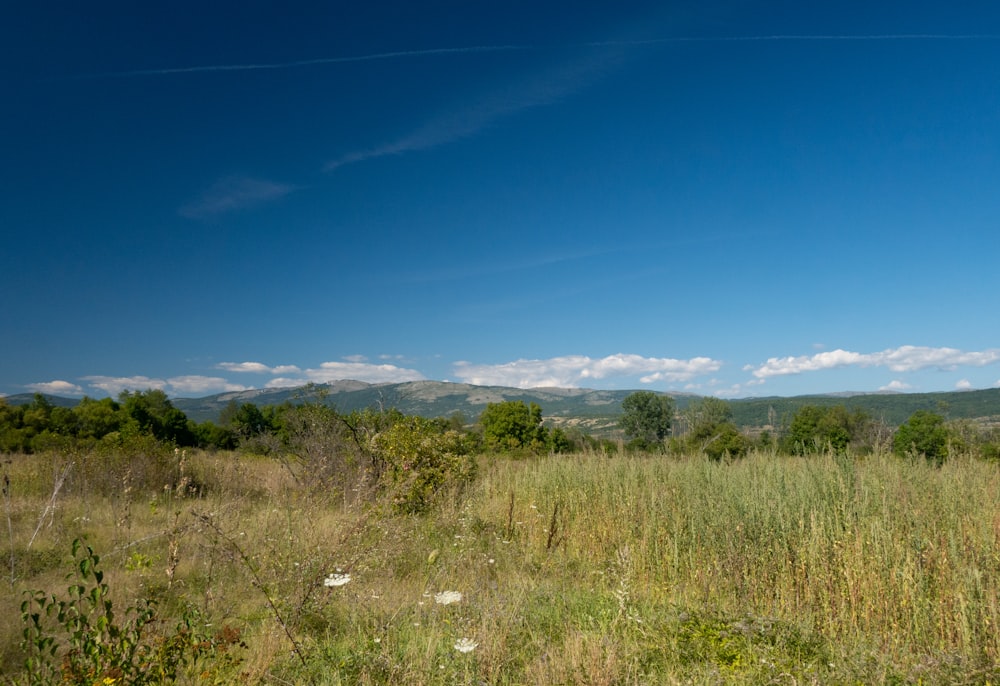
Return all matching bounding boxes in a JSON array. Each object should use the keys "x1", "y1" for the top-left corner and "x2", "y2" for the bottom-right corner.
[
  {"x1": 80, "y1": 45, "x2": 534, "y2": 79},
  {"x1": 79, "y1": 34, "x2": 998, "y2": 80}
]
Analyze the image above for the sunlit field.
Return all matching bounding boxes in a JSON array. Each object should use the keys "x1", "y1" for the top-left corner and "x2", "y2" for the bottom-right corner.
[{"x1": 4, "y1": 447, "x2": 1000, "y2": 684}]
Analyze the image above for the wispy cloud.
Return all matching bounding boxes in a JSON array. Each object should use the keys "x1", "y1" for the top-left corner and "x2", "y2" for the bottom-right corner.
[
  {"x1": 305, "y1": 361, "x2": 425, "y2": 384},
  {"x1": 166, "y1": 376, "x2": 250, "y2": 395},
  {"x1": 26, "y1": 380, "x2": 85, "y2": 396},
  {"x1": 217, "y1": 361, "x2": 302, "y2": 375},
  {"x1": 324, "y1": 43, "x2": 626, "y2": 172},
  {"x1": 179, "y1": 176, "x2": 297, "y2": 219},
  {"x1": 79, "y1": 374, "x2": 249, "y2": 396},
  {"x1": 256, "y1": 359, "x2": 427, "y2": 387},
  {"x1": 746, "y1": 346, "x2": 1000, "y2": 379},
  {"x1": 82, "y1": 375, "x2": 168, "y2": 395},
  {"x1": 452, "y1": 353, "x2": 722, "y2": 389}
]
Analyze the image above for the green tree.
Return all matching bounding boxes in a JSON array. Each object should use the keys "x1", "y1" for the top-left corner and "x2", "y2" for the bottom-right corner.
[
  {"x1": 683, "y1": 397, "x2": 732, "y2": 434},
  {"x1": 893, "y1": 410, "x2": 951, "y2": 464},
  {"x1": 479, "y1": 401, "x2": 548, "y2": 452},
  {"x1": 781, "y1": 405, "x2": 878, "y2": 455},
  {"x1": 224, "y1": 402, "x2": 271, "y2": 439},
  {"x1": 680, "y1": 397, "x2": 747, "y2": 460},
  {"x1": 119, "y1": 389, "x2": 195, "y2": 446},
  {"x1": 73, "y1": 396, "x2": 124, "y2": 440},
  {"x1": 619, "y1": 391, "x2": 675, "y2": 449}
]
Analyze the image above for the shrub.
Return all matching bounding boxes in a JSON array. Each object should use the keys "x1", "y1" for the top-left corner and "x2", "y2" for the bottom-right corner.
[
  {"x1": 372, "y1": 416, "x2": 477, "y2": 513},
  {"x1": 893, "y1": 410, "x2": 951, "y2": 464},
  {"x1": 18, "y1": 538, "x2": 242, "y2": 685}
]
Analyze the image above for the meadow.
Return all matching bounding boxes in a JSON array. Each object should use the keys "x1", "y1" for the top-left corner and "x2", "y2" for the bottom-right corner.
[{"x1": 3, "y1": 445, "x2": 1000, "y2": 684}]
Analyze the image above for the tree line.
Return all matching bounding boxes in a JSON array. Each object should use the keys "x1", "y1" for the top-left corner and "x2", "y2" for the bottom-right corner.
[
  {"x1": 3, "y1": 389, "x2": 998, "y2": 465},
  {"x1": 617, "y1": 390, "x2": 1000, "y2": 462},
  {"x1": 0, "y1": 390, "x2": 579, "y2": 457}
]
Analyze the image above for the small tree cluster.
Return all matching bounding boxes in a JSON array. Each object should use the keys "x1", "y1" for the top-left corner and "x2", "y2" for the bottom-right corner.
[
  {"x1": 618, "y1": 391, "x2": 674, "y2": 451},
  {"x1": 0, "y1": 391, "x2": 239, "y2": 453},
  {"x1": 477, "y1": 401, "x2": 570, "y2": 454},
  {"x1": 677, "y1": 397, "x2": 749, "y2": 461},
  {"x1": 781, "y1": 405, "x2": 879, "y2": 455},
  {"x1": 893, "y1": 410, "x2": 953, "y2": 465}
]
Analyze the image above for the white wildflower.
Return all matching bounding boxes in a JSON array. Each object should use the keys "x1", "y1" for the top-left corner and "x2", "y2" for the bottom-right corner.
[
  {"x1": 453, "y1": 638, "x2": 478, "y2": 653},
  {"x1": 434, "y1": 591, "x2": 462, "y2": 605},
  {"x1": 324, "y1": 573, "x2": 351, "y2": 587}
]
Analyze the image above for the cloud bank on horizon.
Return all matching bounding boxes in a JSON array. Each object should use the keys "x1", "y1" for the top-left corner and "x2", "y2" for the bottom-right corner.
[{"x1": 16, "y1": 345, "x2": 1000, "y2": 399}]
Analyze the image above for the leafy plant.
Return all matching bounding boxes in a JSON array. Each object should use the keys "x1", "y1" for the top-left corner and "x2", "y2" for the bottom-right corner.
[
  {"x1": 18, "y1": 537, "x2": 242, "y2": 685},
  {"x1": 372, "y1": 416, "x2": 477, "y2": 513},
  {"x1": 893, "y1": 410, "x2": 952, "y2": 464}
]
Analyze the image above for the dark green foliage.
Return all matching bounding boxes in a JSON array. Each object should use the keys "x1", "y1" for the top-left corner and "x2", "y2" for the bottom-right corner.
[
  {"x1": 479, "y1": 401, "x2": 550, "y2": 452},
  {"x1": 74, "y1": 397, "x2": 124, "y2": 440},
  {"x1": 220, "y1": 401, "x2": 272, "y2": 439},
  {"x1": 119, "y1": 390, "x2": 195, "y2": 446},
  {"x1": 619, "y1": 391, "x2": 674, "y2": 449},
  {"x1": 782, "y1": 405, "x2": 876, "y2": 455},
  {"x1": 893, "y1": 410, "x2": 952, "y2": 464},
  {"x1": 191, "y1": 420, "x2": 236, "y2": 450},
  {"x1": 702, "y1": 423, "x2": 750, "y2": 461},
  {"x1": 679, "y1": 397, "x2": 748, "y2": 460},
  {"x1": 0, "y1": 391, "x2": 221, "y2": 454}
]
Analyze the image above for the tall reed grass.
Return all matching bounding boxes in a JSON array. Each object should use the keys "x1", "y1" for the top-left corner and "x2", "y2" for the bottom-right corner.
[{"x1": 3, "y1": 447, "x2": 1000, "y2": 684}]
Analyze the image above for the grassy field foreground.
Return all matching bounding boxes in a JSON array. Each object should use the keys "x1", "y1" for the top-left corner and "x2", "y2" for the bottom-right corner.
[{"x1": 3, "y1": 448, "x2": 1000, "y2": 684}]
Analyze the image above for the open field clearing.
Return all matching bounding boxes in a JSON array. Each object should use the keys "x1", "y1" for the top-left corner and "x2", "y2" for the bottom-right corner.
[{"x1": 3, "y1": 448, "x2": 1000, "y2": 684}]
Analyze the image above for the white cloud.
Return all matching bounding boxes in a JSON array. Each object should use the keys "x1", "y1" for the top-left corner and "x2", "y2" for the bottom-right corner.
[
  {"x1": 217, "y1": 361, "x2": 302, "y2": 375},
  {"x1": 452, "y1": 353, "x2": 722, "y2": 389},
  {"x1": 25, "y1": 380, "x2": 85, "y2": 396},
  {"x1": 82, "y1": 375, "x2": 167, "y2": 395},
  {"x1": 955, "y1": 379, "x2": 973, "y2": 390},
  {"x1": 306, "y1": 361, "x2": 425, "y2": 384},
  {"x1": 880, "y1": 380, "x2": 913, "y2": 392},
  {"x1": 343, "y1": 354, "x2": 369, "y2": 363},
  {"x1": 711, "y1": 385, "x2": 746, "y2": 398},
  {"x1": 167, "y1": 376, "x2": 250, "y2": 395},
  {"x1": 748, "y1": 346, "x2": 1000, "y2": 379},
  {"x1": 180, "y1": 176, "x2": 296, "y2": 219},
  {"x1": 265, "y1": 377, "x2": 309, "y2": 389}
]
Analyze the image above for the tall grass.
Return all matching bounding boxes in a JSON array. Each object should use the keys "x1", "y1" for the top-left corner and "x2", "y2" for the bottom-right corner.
[{"x1": 3, "y1": 447, "x2": 1000, "y2": 684}]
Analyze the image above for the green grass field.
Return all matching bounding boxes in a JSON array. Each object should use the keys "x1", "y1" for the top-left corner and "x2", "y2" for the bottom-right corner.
[{"x1": 3, "y1": 447, "x2": 1000, "y2": 684}]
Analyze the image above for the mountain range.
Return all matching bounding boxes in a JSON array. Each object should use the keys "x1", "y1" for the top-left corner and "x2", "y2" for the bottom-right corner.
[{"x1": 5, "y1": 381, "x2": 1000, "y2": 433}]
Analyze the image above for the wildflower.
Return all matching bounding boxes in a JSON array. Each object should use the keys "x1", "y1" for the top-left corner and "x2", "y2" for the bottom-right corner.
[
  {"x1": 434, "y1": 591, "x2": 462, "y2": 605},
  {"x1": 324, "y1": 573, "x2": 351, "y2": 587},
  {"x1": 453, "y1": 638, "x2": 478, "y2": 653}
]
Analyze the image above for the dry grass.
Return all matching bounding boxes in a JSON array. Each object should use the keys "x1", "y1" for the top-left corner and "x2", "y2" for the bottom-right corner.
[{"x1": 3, "y1": 447, "x2": 1000, "y2": 684}]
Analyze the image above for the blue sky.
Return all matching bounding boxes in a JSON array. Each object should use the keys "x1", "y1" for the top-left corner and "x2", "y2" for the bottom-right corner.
[{"x1": 3, "y1": 1, "x2": 1000, "y2": 400}]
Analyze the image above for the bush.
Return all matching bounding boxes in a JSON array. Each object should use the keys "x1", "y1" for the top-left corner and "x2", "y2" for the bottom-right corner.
[
  {"x1": 18, "y1": 538, "x2": 242, "y2": 685},
  {"x1": 372, "y1": 416, "x2": 477, "y2": 513},
  {"x1": 479, "y1": 401, "x2": 549, "y2": 453},
  {"x1": 893, "y1": 410, "x2": 951, "y2": 464}
]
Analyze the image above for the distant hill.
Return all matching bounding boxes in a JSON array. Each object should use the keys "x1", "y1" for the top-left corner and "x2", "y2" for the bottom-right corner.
[
  {"x1": 6, "y1": 383, "x2": 1000, "y2": 433},
  {"x1": 727, "y1": 388, "x2": 1000, "y2": 428}
]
